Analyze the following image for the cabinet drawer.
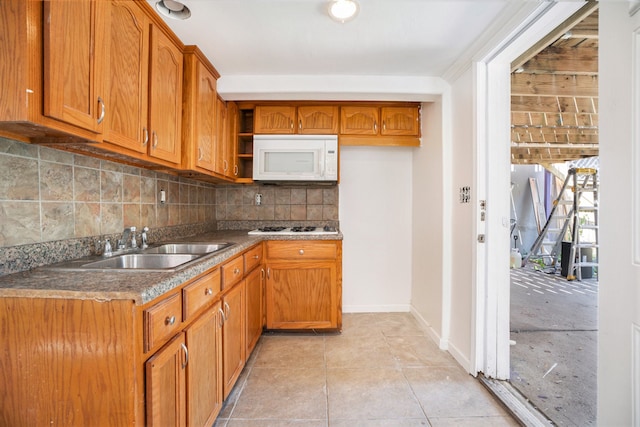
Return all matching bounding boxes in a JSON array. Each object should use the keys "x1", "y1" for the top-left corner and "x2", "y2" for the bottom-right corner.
[
  {"x1": 221, "y1": 255, "x2": 244, "y2": 289},
  {"x1": 266, "y1": 241, "x2": 337, "y2": 260},
  {"x1": 144, "y1": 293, "x2": 182, "y2": 353},
  {"x1": 244, "y1": 244, "x2": 263, "y2": 272},
  {"x1": 182, "y1": 269, "x2": 221, "y2": 321}
]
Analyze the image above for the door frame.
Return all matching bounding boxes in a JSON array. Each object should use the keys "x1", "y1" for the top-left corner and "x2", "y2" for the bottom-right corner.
[{"x1": 472, "y1": 1, "x2": 586, "y2": 379}]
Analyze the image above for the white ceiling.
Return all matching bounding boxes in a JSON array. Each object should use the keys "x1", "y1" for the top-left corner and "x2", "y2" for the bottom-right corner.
[{"x1": 147, "y1": 0, "x2": 546, "y2": 100}]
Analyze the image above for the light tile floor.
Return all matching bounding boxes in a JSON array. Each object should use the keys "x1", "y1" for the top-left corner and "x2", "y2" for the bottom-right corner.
[{"x1": 214, "y1": 313, "x2": 519, "y2": 427}]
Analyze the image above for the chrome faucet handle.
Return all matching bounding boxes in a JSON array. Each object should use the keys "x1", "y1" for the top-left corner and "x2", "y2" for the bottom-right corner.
[
  {"x1": 104, "y1": 238, "x2": 113, "y2": 257},
  {"x1": 141, "y1": 226, "x2": 149, "y2": 249},
  {"x1": 130, "y1": 226, "x2": 137, "y2": 249}
]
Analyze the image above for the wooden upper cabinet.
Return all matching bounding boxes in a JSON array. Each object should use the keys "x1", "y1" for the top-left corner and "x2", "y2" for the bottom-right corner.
[
  {"x1": 215, "y1": 97, "x2": 228, "y2": 176},
  {"x1": 340, "y1": 106, "x2": 380, "y2": 136},
  {"x1": 254, "y1": 105, "x2": 339, "y2": 134},
  {"x1": 225, "y1": 101, "x2": 239, "y2": 178},
  {"x1": 148, "y1": 25, "x2": 183, "y2": 164},
  {"x1": 254, "y1": 105, "x2": 296, "y2": 134},
  {"x1": 181, "y1": 47, "x2": 219, "y2": 173},
  {"x1": 43, "y1": 0, "x2": 105, "y2": 133},
  {"x1": 297, "y1": 106, "x2": 339, "y2": 134},
  {"x1": 380, "y1": 106, "x2": 420, "y2": 136},
  {"x1": 102, "y1": 0, "x2": 149, "y2": 154}
]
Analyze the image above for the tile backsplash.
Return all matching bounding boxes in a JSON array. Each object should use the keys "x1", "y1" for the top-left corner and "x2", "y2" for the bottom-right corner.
[
  {"x1": 215, "y1": 184, "x2": 339, "y2": 230},
  {"x1": 0, "y1": 137, "x2": 216, "y2": 248},
  {"x1": 0, "y1": 136, "x2": 340, "y2": 275}
]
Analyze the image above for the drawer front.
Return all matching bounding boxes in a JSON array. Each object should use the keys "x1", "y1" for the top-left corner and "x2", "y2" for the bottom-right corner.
[
  {"x1": 221, "y1": 255, "x2": 244, "y2": 289},
  {"x1": 244, "y1": 244, "x2": 263, "y2": 272},
  {"x1": 144, "y1": 293, "x2": 182, "y2": 353},
  {"x1": 266, "y1": 241, "x2": 337, "y2": 260},
  {"x1": 182, "y1": 269, "x2": 221, "y2": 321}
]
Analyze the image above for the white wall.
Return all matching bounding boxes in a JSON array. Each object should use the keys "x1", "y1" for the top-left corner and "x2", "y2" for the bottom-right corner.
[
  {"x1": 339, "y1": 146, "x2": 413, "y2": 312},
  {"x1": 446, "y1": 67, "x2": 475, "y2": 369},
  {"x1": 411, "y1": 98, "x2": 448, "y2": 347},
  {"x1": 598, "y1": 4, "x2": 640, "y2": 425}
]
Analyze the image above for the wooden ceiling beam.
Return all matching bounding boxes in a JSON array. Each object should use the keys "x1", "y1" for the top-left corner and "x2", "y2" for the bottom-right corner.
[
  {"x1": 511, "y1": 1, "x2": 598, "y2": 72},
  {"x1": 511, "y1": 74, "x2": 598, "y2": 97},
  {"x1": 522, "y1": 46, "x2": 598, "y2": 74},
  {"x1": 511, "y1": 95, "x2": 597, "y2": 114}
]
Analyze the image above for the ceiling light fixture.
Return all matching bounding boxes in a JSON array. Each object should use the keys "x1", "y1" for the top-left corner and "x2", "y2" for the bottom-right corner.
[
  {"x1": 328, "y1": 0, "x2": 359, "y2": 23},
  {"x1": 155, "y1": 0, "x2": 191, "y2": 20}
]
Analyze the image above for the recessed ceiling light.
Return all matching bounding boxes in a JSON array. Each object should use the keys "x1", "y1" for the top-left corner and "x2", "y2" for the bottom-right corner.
[
  {"x1": 156, "y1": 0, "x2": 191, "y2": 20},
  {"x1": 328, "y1": 0, "x2": 359, "y2": 23}
]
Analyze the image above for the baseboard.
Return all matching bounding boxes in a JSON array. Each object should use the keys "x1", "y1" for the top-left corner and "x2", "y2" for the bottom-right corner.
[
  {"x1": 342, "y1": 304, "x2": 411, "y2": 313},
  {"x1": 447, "y1": 341, "x2": 471, "y2": 373},
  {"x1": 409, "y1": 306, "x2": 448, "y2": 349}
]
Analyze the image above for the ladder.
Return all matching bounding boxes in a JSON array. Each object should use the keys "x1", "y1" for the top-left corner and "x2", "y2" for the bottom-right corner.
[{"x1": 523, "y1": 167, "x2": 599, "y2": 280}]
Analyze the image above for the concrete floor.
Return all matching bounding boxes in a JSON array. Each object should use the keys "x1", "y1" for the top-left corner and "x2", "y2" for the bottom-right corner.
[{"x1": 510, "y1": 266, "x2": 598, "y2": 426}]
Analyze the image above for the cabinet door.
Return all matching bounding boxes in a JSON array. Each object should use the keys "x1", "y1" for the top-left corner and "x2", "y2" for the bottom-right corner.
[
  {"x1": 266, "y1": 261, "x2": 337, "y2": 330},
  {"x1": 380, "y1": 106, "x2": 420, "y2": 136},
  {"x1": 43, "y1": 0, "x2": 104, "y2": 133},
  {"x1": 194, "y1": 60, "x2": 218, "y2": 172},
  {"x1": 149, "y1": 26, "x2": 183, "y2": 164},
  {"x1": 146, "y1": 333, "x2": 187, "y2": 427},
  {"x1": 214, "y1": 97, "x2": 227, "y2": 176},
  {"x1": 225, "y1": 101, "x2": 239, "y2": 178},
  {"x1": 254, "y1": 105, "x2": 296, "y2": 134},
  {"x1": 297, "y1": 106, "x2": 339, "y2": 134},
  {"x1": 340, "y1": 106, "x2": 379, "y2": 136},
  {"x1": 186, "y1": 303, "x2": 223, "y2": 427},
  {"x1": 222, "y1": 282, "x2": 245, "y2": 399},
  {"x1": 102, "y1": 0, "x2": 149, "y2": 153},
  {"x1": 245, "y1": 266, "x2": 263, "y2": 355}
]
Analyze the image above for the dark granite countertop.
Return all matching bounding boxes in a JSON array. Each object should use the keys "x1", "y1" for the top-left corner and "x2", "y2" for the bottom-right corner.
[{"x1": 0, "y1": 230, "x2": 342, "y2": 305}]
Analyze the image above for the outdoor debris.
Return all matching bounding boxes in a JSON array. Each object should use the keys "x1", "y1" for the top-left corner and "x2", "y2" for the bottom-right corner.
[{"x1": 543, "y1": 362, "x2": 558, "y2": 378}]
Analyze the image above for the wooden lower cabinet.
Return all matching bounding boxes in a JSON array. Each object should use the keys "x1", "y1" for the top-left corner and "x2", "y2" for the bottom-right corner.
[
  {"x1": 186, "y1": 301, "x2": 223, "y2": 427},
  {"x1": 222, "y1": 278, "x2": 246, "y2": 399},
  {"x1": 265, "y1": 240, "x2": 342, "y2": 330},
  {"x1": 146, "y1": 333, "x2": 188, "y2": 427},
  {"x1": 245, "y1": 266, "x2": 264, "y2": 355}
]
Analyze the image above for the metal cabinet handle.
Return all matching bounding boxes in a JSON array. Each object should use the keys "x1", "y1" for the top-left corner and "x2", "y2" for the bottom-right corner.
[
  {"x1": 374, "y1": 121, "x2": 378, "y2": 132},
  {"x1": 253, "y1": 255, "x2": 259, "y2": 259},
  {"x1": 382, "y1": 120, "x2": 386, "y2": 131},
  {"x1": 181, "y1": 343, "x2": 188, "y2": 369},
  {"x1": 261, "y1": 268, "x2": 265, "y2": 279},
  {"x1": 165, "y1": 315, "x2": 176, "y2": 326},
  {"x1": 97, "y1": 96, "x2": 105, "y2": 124},
  {"x1": 142, "y1": 127, "x2": 149, "y2": 146},
  {"x1": 298, "y1": 119, "x2": 302, "y2": 131},
  {"x1": 290, "y1": 119, "x2": 294, "y2": 130},
  {"x1": 223, "y1": 159, "x2": 228, "y2": 172},
  {"x1": 299, "y1": 249, "x2": 305, "y2": 255},
  {"x1": 152, "y1": 131, "x2": 158, "y2": 148},
  {"x1": 205, "y1": 288, "x2": 213, "y2": 296},
  {"x1": 223, "y1": 301, "x2": 230, "y2": 318},
  {"x1": 218, "y1": 307, "x2": 226, "y2": 326},
  {"x1": 198, "y1": 147, "x2": 203, "y2": 161},
  {"x1": 267, "y1": 267, "x2": 270, "y2": 279},
  {"x1": 234, "y1": 164, "x2": 238, "y2": 176},
  {"x1": 234, "y1": 267, "x2": 241, "y2": 275}
]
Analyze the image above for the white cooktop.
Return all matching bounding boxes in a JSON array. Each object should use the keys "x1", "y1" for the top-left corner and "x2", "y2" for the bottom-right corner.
[{"x1": 248, "y1": 226, "x2": 339, "y2": 236}]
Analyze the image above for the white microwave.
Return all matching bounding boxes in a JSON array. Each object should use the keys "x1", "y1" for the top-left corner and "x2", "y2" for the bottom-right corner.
[{"x1": 252, "y1": 134, "x2": 338, "y2": 182}]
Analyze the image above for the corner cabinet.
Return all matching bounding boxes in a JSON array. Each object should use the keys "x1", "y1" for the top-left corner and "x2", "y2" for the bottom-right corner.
[{"x1": 265, "y1": 240, "x2": 342, "y2": 331}]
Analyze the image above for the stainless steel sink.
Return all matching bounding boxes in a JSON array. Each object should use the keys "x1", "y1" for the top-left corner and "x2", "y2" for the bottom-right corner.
[
  {"x1": 142, "y1": 242, "x2": 232, "y2": 255},
  {"x1": 82, "y1": 254, "x2": 200, "y2": 270},
  {"x1": 43, "y1": 241, "x2": 235, "y2": 272}
]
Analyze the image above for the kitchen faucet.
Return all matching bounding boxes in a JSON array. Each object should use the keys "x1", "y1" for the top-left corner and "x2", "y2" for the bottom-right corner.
[
  {"x1": 118, "y1": 226, "x2": 137, "y2": 251},
  {"x1": 141, "y1": 226, "x2": 149, "y2": 249}
]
